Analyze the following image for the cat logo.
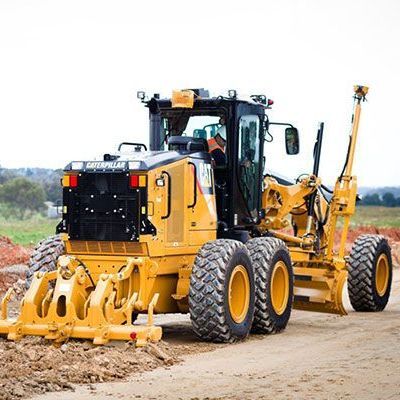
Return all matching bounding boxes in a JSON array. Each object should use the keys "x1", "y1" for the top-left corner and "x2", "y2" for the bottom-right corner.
[
  {"x1": 85, "y1": 161, "x2": 126, "y2": 170},
  {"x1": 199, "y1": 163, "x2": 212, "y2": 188}
]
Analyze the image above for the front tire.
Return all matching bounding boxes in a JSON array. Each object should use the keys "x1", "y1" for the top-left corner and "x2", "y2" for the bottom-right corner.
[
  {"x1": 189, "y1": 239, "x2": 255, "y2": 342},
  {"x1": 246, "y1": 237, "x2": 293, "y2": 334},
  {"x1": 348, "y1": 234, "x2": 392, "y2": 312}
]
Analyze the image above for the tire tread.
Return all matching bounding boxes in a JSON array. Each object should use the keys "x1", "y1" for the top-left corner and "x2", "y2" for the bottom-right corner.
[
  {"x1": 26, "y1": 235, "x2": 65, "y2": 287},
  {"x1": 189, "y1": 239, "x2": 251, "y2": 343},
  {"x1": 246, "y1": 237, "x2": 293, "y2": 334},
  {"x1": 348, "y1": 234, "x2": 392, "y2": 312}
]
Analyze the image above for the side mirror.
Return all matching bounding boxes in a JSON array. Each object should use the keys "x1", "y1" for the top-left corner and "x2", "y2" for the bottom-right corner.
[{"x1": 285, "y1": 127, "x2": 300, "y2": 155}]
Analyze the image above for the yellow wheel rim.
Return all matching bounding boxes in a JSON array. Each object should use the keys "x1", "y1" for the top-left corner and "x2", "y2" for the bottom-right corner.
[
  {"x1": 228, "y1": 265, "x2": 250, "y2": 323},
  {"x1": 375, "y1": 253, "x2": 389, "y2": 296},
  {"x1": 270, "y1": 260, "x2": 289, "y2": 315}
]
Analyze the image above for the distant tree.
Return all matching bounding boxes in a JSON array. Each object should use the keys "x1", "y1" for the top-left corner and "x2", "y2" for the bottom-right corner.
[
  {"x1": 0, "y1": 169, "x2": 18, "y2": 185},
  {"x1": 42, "y1": 171, "x2": 63, "y2": 203},
  {"x1": 382, "y1": 192, "x2": 397, "y2": 208},
  {"x1": 0, "y1": 177, "x2": 46, "y2": 218},
  {"x1": 362, "y1": 193, "x2": 382, "y2": 206}
]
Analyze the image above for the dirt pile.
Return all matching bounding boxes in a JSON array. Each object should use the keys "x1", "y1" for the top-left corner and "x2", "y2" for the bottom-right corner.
[
  {"x1": 0, "y1": 237, "x2": 30, "y2": 294},
  {"x1": 342, "y1": 226, "x2": 400, "y2": 244},
  {"x1": 0, "y1": 237, "x2": 30, "y2": 269},
  {"x1": 0, "y1": 337, "x2": 179, "y2": 400},
  {"x1": 336, "y1": 227, "x2": 400, "y2": 267}
]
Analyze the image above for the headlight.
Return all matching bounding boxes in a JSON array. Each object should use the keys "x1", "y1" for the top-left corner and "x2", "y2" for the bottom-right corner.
[
  {"x1": 71, "y1": 161, "x2": 84, "y2": 170},
  {"x1": 128, "y1": 161, "x2": 142, "y2": 170}
]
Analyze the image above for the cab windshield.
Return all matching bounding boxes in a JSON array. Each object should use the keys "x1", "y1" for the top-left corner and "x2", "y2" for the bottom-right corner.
[{"x1": 159, "y1": 114, "x2": 223, "y2": 150}]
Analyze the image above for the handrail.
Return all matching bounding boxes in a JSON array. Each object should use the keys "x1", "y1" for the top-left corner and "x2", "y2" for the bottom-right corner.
[
  {"x1": 118, "y1": 142, "x2": 148, "y2": 151},
  {"x1": 187, "y1": 162, "x2": 197, "y2": 208},
  {"x1": 161, "y1": 171, "x2": 171, "y2": 219}
]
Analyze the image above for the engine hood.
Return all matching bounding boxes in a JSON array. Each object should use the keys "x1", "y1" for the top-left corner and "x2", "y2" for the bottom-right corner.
[{"x1": 64, "y1": 150, "x2": 211, "y2": 173}]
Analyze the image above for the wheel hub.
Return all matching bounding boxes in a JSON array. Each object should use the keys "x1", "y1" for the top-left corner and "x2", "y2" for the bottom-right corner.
[
  {"x1": 375, "y1": 253, "x2": 389, "y2": 296},
  {"x1": 228, "y1": 265, "x2": 250, "y2": 323},
  {"x1": 270, "y1": 260, "x2": 289, "y2": 315}
]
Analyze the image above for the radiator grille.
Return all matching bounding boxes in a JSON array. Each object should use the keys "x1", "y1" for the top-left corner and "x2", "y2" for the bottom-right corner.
[
  {"x1": 68, "y1": 240, "x2": 146, "y2": 255},
  {"x1": 64, "y1": 172, "x2": 141, "y2": 241}
]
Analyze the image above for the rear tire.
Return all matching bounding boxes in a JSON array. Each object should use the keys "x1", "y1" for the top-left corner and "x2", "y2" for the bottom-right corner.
[
  {"x1": 348, "y1": 234, "x2": 392, "y2": 312},
  {"x1": 189, "y1": 239, "x2": 255, "y2": 342},
  {"x1": 246, "y1": 237, "x2": 293, "y2": 334},
  {"x1": 26, "y1": 235, "x2": 65, "y2": 288}
]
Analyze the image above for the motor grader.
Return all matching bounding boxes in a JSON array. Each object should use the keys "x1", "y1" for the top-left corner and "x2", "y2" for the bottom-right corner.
[{"x1": 0, "y1": 86, "x2": 393, "y2": 346}]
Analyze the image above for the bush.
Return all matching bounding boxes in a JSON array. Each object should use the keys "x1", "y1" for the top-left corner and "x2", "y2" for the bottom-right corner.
[
  {"x1": 362, "y1": 193, "x2": 382, "y2": 206},
  {"x1": 362, "y1": 192, "x2": 400, "y2": 207},
  {"x1": 382, "y1": 192, "x2": 397, "y2": 208}
]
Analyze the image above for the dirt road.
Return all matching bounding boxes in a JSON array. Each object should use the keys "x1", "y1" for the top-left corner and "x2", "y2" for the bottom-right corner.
[{"x1": 33, "y1": 269, "x2": 400, "y2": 400}]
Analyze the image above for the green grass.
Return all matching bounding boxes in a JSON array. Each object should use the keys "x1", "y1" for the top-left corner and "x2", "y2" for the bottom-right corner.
[
  {"x1": 0, "y1": 206, "x2": 399, "y2": 247},
  {"x1": 351, "y1": 206, "x2": 400, "y2": 228},
  {"x1": 0, "y1": 217, "x2": 57, "y2": 246}
]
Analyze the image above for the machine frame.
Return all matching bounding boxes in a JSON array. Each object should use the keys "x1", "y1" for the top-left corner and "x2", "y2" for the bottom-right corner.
[{"x1": 0, "y1": 86, "x2": 393, "y2": 346}]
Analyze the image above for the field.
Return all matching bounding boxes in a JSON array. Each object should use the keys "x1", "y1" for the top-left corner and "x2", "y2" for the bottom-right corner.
[
  {"x1": 0, "y1": 206, "x2": 399, "y2": 248},
  {"x1": 0, "y1": 216, "x2": 56, "y2": 247},
  {"x1": 350, "y1": 206, "x2": 400, "y2": 228}
]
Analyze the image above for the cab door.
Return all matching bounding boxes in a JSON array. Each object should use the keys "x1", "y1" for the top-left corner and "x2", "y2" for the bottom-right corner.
[
  {"x1": 164, "y1": 160, "x2": 189, "y2": 248},
  {"x1": 236, "y1": 113, "x2": 263, "y2": 222}
]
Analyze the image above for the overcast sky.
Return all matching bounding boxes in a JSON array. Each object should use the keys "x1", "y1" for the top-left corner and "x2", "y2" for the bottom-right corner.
[{"x1": 0, "y1": 0, "x2": 399, "y2": 187}]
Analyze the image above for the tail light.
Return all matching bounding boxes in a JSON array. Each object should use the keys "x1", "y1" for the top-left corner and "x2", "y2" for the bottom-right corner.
[
  {"x1": 62, "y1": 175, "x2": 78, "y2": 188},
  {"x1": 130, "y1": 175, "x2": 147, "y2": 188},
  {"x1": 70, "y1": 175, "x2": 78, "y2": 187}
]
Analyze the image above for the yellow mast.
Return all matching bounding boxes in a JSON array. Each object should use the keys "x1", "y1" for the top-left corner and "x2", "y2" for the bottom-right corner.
[
  {"x1": 325, "y1": 85, "x2": 368, "y2": 261},
  {"x1": 345, "y1": 86, "x2": 369, "y2": 176}
]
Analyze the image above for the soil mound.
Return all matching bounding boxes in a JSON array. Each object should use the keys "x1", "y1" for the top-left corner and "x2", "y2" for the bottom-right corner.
[
  {"x1": 0, "y1": 237, "x2": 30, "y2": 294},
  {"x1": 0, "y1": 237, "x2": 30, "y2": 269},
  {"x1": 336, "y1": 227, "x2": 400, "y2": 267},
  {"x1": 0, "y1": 337, "x2": 178, "y2": 400}
]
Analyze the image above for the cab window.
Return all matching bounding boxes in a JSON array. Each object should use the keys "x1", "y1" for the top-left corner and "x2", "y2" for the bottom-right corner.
[{"x1": 238, "y1": 115, "x2": 261, "y2": 218}]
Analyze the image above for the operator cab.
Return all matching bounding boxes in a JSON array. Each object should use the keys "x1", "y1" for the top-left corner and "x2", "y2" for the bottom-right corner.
[{"x1": 141, "y1": 89, "x2": 299, "y2": 240}]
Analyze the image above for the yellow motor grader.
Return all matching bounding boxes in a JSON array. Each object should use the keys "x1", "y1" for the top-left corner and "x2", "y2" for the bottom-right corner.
[{"x1": 0, "y1": 86, "x2": 393, "y2": 346}]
